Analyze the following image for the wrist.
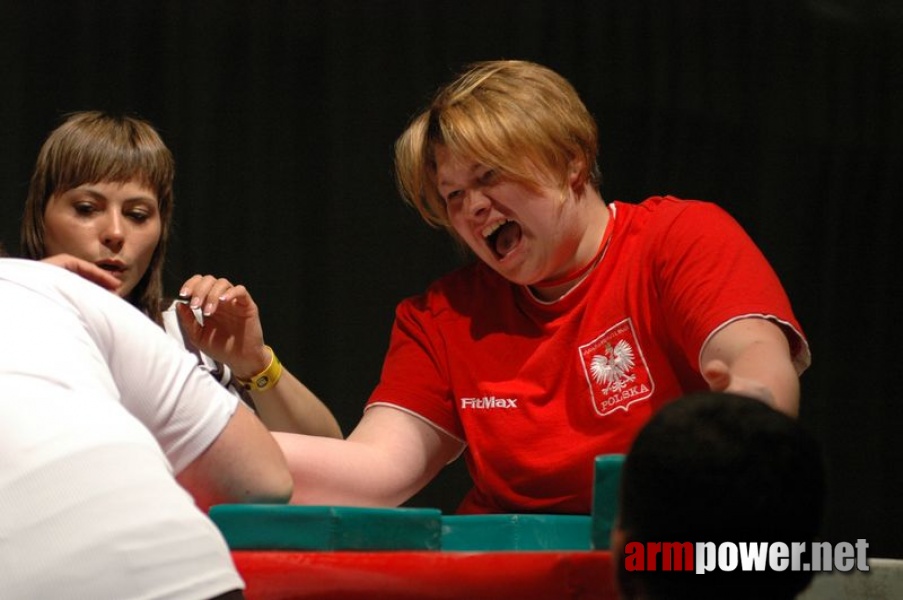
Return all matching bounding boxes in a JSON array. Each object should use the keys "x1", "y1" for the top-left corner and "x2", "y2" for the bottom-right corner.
[
  {"x1": 234, "y1": 345, "x2": 283, "y2": 392},
  {"x1": 232, "y1": 346, "x2": 273, "y2": 380}
]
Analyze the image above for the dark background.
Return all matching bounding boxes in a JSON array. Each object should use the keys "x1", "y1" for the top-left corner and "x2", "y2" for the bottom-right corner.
[{"x1": 1, "y1": 0, "x2": 900, "y2": 558}]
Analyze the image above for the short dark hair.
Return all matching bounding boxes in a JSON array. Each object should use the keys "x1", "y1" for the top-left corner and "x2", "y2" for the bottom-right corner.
[{"x1": 616, "y1": 392, "x2": 825, "y2": 599}]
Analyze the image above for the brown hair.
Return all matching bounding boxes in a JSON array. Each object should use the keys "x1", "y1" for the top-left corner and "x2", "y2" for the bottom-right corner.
[
  {"x1": 21, "y1": 111, "x2": 175, "y2": 323},
  {"x1": 394, "y1": 60, "x2": 601, "y2": 232}
]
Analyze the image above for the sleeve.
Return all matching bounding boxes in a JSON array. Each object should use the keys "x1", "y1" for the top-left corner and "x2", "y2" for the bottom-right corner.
[
  {"x1": 161, "y1": 300, "x2": 250, "y2": 404},
  {"x1": 652, "y1": 200, "x2": 811, "y2": 374},
  {"x1": 366, "y1": 296, "x2": 465, "y2": 441},
  {"x1": 74, "y1": 286, "x2": 240, "y2": 474}
]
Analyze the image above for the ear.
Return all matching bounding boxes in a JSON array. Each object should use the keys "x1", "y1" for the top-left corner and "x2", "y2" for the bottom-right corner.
[{"x1": 568, "y1": 157, "x2": 587, "y2": 191}]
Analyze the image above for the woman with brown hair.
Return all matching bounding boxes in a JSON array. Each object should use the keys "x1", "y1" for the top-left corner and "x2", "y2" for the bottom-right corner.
[{"x1": 21, "y1": 111, "x2": 341, "y2": 438}]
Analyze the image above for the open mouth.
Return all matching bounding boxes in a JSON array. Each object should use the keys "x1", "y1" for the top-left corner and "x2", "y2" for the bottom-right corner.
[
  {"x1": 96, "y1": 261, "x2": 125, "y2": 274},
  {"x1": 483, "y1": 219, "x2": 523, "y2": 259}
]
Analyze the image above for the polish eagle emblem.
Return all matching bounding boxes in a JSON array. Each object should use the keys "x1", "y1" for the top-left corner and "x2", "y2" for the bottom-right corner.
[{"x1": 590, "y1": 340, "x2": 637, "y2": 394}]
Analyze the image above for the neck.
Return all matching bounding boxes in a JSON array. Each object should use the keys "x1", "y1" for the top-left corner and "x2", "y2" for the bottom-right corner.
[{"x1": 530, "y1": 199, "x2": 612, "y2": 301}]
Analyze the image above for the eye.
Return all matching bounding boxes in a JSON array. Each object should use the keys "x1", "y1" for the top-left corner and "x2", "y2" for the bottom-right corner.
[
  {"x1": 126, "y1": 209, "x2": 152, "y2": 223},
  {"x1": 73, "y1": 202, "x2": 97, "y2": 216},
  {"x1": 479, "y1": 169, "x2": 499, "y2": 186},
  {"x1": 444, "y1": 190, "x2": 464, "y2": 204}
]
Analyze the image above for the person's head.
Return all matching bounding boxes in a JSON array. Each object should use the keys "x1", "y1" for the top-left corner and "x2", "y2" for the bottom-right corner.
[
  {"x1": 613, "y1": 392, "x2": 825, "y2": 600},
  {"x1": 394, "y1": 61, "x2": 605, "y2": 290},
  {"x1": 21, "y1": 111, "x2": 175, "y2": 323}
]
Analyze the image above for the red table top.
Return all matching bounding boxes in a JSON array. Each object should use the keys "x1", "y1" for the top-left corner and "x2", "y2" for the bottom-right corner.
[{"x1": 232, "y1": 549, "x2": 618, "y2": 600}]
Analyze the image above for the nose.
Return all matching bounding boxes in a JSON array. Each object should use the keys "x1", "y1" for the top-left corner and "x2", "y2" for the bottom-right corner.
[
  {"x1": 100, "y1": 214, "x2": 125, "y2": 252},
  {"x1": 464, "y1": 188, "x2": 491, "y2": 219}
]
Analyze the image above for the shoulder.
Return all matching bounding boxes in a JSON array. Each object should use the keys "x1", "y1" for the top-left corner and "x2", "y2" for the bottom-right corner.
[
  {"x1": 0, "y1": 258, "x2": 127, "y2": 320},
  {"x1": 396, "y1": 261, "x2": 507, "y2": 320},
  {"x1": 613, "y1": 196, "x2": 744, "y2": 247},
  {"x1": 0, "y1": 258, "x2": 88, "y2": 292},
  {"x1": 614, "y1": 195, "x2": 729, "y2": 225}
]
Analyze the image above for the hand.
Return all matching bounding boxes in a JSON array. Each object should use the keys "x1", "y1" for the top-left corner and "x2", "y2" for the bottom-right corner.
[
  {"x1": 42, "y1": 253, "x2": 120, "y2": 292},
  {"x1": 176, "y1": 274, "x2": 271, "y2": 377},
  {"x1": 702, "y1": 359, "x2": 777, "y2": 408}
]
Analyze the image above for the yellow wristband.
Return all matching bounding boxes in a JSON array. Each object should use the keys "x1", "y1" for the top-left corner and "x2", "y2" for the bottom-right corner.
[{"x1": 235, "y1": 346, "x2": 283, "y2": 392}]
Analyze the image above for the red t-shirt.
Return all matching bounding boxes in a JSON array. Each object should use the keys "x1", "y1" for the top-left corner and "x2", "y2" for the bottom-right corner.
[{"x1": 367, "y1": 197, "x2": 809, "y2": 514}]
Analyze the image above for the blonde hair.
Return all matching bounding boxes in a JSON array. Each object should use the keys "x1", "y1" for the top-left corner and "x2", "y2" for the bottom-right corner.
[
  {"x1": 21, "y1": 111, "x2": 175, "y2": 324},
  {"x1": 395, "y1": 60, "x2": 601, "y2": 231}
]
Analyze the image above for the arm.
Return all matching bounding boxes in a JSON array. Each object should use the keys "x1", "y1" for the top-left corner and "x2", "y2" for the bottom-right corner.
[
  {"x1": 274, "y1": 405, "x2": 464, "y2": 507},
  {"x1": 244, "y1": 364, "x2": 343, "y2": 439},
  {"x1": 177, "y1": 274, "x2": 342, "y2": 438},
  {"x1": 177, "y1": 402, "x2": 293, "y2": 510},
  {"x1": 68, "y1": 271, "x2": 295, "y2": 511},
  {"x1": 699, "y1": 317, "x2": 800, "y2": 417}
]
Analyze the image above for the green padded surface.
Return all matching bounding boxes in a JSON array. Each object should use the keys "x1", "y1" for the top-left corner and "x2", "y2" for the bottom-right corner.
[
  {"x1": 591, "y1": 454, "x2": 625, "y2": 550},
  {"x1": 440, "y1": 514, "x2": 592, "y2": 551},
  {"x1": 209, "y1": 505, "x2": 443, "y2": 550}
]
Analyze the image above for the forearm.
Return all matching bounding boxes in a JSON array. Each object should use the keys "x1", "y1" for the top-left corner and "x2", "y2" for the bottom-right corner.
[
  {"x1": 271, "y1": 406, "x2": 461, "y2": 507},
  {"x1": 178, "y1": 404, "x2": 294, "y2": 511},
  {"x1": 272, "y1": 432, "x2": 423, "y2": 507},
  {"x1": 250, "y1": 369, "x2": 343, "y2": 438}
]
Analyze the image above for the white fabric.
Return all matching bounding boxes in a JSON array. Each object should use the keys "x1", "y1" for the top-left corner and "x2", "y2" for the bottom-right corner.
[
  {"x1": 162, "y1": 301, "x2": 237, "y2": 391},
  {"x1": 0, "y1": 259, "x2": 243, "y2": 600}
]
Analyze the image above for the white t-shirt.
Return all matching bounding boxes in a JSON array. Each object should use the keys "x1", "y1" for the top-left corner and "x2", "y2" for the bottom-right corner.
[
  {"x1": 162, "y1": 301, "x2": 239, "y2": 394},
  {"x1": 0, "y1": 259, "x2": 243, "y2": 600}
]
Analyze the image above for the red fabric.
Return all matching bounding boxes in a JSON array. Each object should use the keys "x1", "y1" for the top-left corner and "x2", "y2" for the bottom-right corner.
[
  {"x1": 232, "y1": 550, "x2": 617, "y2": 600},
  {"x1": 368, "y1": 196, "x2": 808, "y2": 515}
]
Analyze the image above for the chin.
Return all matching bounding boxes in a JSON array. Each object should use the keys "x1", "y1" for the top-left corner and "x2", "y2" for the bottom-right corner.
[
  {"x1": 493, "y1": 266, "x2": 534, "y2": 287},
  {"x1": 117, "y1": 284, "x2": 136, "y2": 299}
]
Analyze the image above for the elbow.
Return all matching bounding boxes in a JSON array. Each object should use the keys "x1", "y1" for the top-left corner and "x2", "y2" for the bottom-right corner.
[
  {"x1": 276, "y1": 469, "x2": 294, "y2": 503},
  {"x1": 245, "y1": 469, "x2": 293, "y2": 505},
  {"x1": 269, "y1": 458, "x2": 296, "y2": 503}
]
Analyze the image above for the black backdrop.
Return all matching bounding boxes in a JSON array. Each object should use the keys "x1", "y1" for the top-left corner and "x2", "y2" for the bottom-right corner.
[{"x1": 2, "y1": 0, "x2": 900, "y2": 558}]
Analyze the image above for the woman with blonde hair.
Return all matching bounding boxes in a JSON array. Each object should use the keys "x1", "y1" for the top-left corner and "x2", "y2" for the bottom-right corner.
[{"x1": 274, "y1": 60, "x2": 809, "y2": 515}]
